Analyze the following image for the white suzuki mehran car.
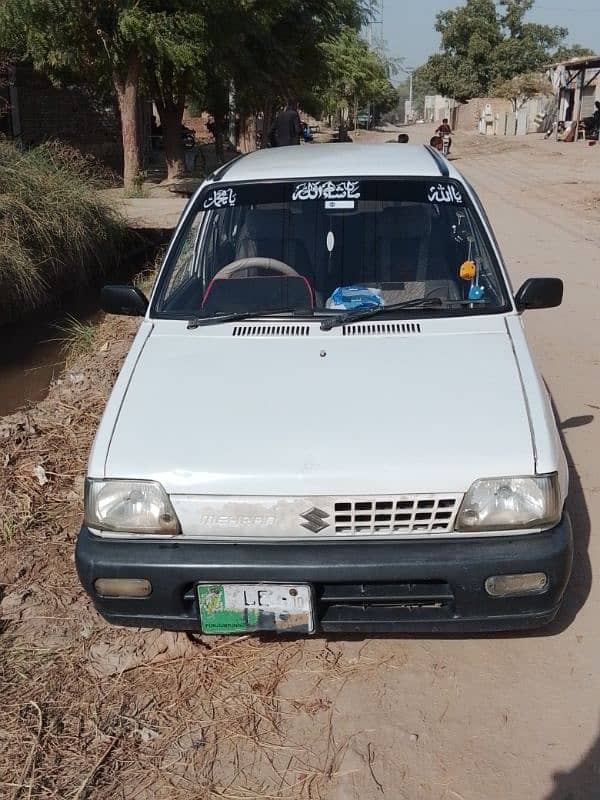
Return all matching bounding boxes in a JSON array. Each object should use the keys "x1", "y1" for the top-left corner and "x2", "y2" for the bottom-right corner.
[{"x1": 76, "y1": 143, "x2": 572, "y2": 634}]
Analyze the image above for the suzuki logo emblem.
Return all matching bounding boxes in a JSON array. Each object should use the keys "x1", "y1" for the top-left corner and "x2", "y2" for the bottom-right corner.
[{"x1": 300, "y1": 507, "x2": 330, "y2": 533}]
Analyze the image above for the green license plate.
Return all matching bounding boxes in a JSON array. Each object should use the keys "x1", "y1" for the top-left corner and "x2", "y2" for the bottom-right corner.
[{"x1": 197, "y1": 583, "x2": 315, "y2": 634}]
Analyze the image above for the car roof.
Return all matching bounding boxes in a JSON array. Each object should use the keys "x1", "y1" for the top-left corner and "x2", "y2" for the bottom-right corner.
[{"x1": 213, "y1": 143, "x2": 462, "y2": 183}]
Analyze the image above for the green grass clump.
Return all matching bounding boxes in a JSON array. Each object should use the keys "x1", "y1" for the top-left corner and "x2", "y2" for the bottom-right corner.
[
  {"x1": 0, "y1": 138, "x2": 127, "y2": 324},
  {"x1": 53, "y1": 314, "x2": 97, "y2": 360}
]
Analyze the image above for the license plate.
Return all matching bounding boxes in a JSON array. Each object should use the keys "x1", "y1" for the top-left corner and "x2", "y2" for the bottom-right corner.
[{"x1": 197, "y1": 583, "x2": 315, "y2": 634}]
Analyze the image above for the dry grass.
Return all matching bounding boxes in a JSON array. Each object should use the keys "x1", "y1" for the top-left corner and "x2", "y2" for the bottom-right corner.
[
  {"x1": 0, "y1": 312, "x2": 398, "y2": 799},
  {"x1": 0, "y1": 139, "x2": 128, "y2": 325}
]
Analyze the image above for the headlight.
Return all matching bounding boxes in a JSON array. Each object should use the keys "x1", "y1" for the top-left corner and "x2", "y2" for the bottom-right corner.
[
  {"x1": 455, "y1": 474, "x2": 560, "y2": 532},
  {"x1": 85, "y1": 479, "x2": 181, "y2": 534}
]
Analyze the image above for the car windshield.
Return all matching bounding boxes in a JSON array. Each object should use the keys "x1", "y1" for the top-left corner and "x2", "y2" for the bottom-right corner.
[{"x1": 153, "y1": 177, "x2": 509, "y2": 318}]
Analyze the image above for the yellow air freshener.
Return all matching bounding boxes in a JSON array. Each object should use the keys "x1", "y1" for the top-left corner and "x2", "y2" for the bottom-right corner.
[{"x1": 460, "y1": 260, "x2": 476, "y2": 281}]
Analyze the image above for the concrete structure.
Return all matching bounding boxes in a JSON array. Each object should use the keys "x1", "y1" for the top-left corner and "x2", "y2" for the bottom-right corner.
[
  {"x1": 547, "y1": 55, "x2": 600, "y2": 139},
  {"x1": 423, "y1": 94, "x2": 458, "y2": 125},
  {"x1": 453, "y1": 94, "x2": 554, "y2": 137}
]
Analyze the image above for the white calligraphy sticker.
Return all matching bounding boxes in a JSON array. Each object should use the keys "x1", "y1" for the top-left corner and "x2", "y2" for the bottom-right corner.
[
  {"x1": 428, "y1": 183, "x2": 463, "y2": 204},
  {"x1": 292, "y1": 180, "x2": 361, "y2": 202},
  {"x1": 203, "y1": 187, "x2": 237, "y2": 209}
]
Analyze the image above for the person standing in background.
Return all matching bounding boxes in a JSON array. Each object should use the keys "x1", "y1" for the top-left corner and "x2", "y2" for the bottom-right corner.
[{"x1": 269, "y1": 101, "x2": 302, "y2": 146}]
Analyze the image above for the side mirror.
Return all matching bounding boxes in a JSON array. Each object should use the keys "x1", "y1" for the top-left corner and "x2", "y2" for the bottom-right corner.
[
  {"x1": 101, "y1": 285, "x2": 148, "y2": 317},
  {"x1": 515, "y1": 277, "x2": 563, "y2": 311}
]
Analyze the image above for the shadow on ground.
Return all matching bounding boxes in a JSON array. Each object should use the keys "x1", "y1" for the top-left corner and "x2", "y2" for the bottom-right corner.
[{"x1": 544, "y1": 719, "x2": 600, "y2": 800}]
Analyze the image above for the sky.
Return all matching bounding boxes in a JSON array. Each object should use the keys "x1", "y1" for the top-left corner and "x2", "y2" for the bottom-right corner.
[{"x1": 377, "y1": 0, "x2": 600, "y2": 69}]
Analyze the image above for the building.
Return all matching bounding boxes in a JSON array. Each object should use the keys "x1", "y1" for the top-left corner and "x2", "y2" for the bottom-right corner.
[
  {"x1": 0, "y1": 60, "x2": 151, "y2": 171},
  {"x1": 423, "y1": 95, "x2": 459, "y2": 126},
  {"x1": 548, "y1": 54, "x2": 600, "y2": 137}
]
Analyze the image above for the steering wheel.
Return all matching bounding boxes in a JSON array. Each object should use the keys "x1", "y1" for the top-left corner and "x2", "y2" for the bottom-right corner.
[
  {"x1": 209, "y1": 257, "x2": 300, "y2": 282},
  {"x1": 202, "y1": 257, "x2": 314, "y2": 308}
]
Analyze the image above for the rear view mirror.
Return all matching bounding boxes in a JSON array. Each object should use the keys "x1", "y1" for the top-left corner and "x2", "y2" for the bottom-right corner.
[
  {"x1": 515, "y1": 278, "x2": 563, "y2": 311},
  {"x1": 101, "y1": 285, "x2": 148, "y2": 317}
]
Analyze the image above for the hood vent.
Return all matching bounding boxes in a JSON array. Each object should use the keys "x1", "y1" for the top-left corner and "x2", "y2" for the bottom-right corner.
[
  {"x1": 232, "y1": 324, "x2": 311, "y2": 337},
  {"x1": 343, "y1": 322, "x2": 421, "y2": 336}
]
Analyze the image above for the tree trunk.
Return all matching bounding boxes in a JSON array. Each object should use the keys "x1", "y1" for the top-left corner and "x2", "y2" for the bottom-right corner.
[
  {"x1": 113, "y1": 55, "x2": 142, "y2": 191},
  {"x1": 161, "y1": 104, "x2": 186, "y2": 180}
]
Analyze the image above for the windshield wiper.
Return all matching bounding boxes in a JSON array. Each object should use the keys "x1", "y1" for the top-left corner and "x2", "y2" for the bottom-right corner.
[
  {"x1": 187, "y1": 307, "x2": 314, "y2": 329},
  {"x1": 320, "y1": 298, "x2": 444, "y2": 331}
]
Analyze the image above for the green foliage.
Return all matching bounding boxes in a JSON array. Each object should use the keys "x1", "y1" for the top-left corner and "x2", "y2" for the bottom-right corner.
[
  {"x1": 54, "y1": 314, "x2": 97, "y2": 360},
  {"x1": 204, "y1": 1, "x2": 365, "y2": 115},
  {"x1": 552, "y1": 44, "x2": 596, "y2": 62},
  {"x1": 122, "y1": 173, "x2": 150, "y2": 199},
  {"x1": 0, "y1": 139, "x2": 127, "y2": 324},
  {"x1": 418, "y1": 0, "x2": 580, "y2": 102},
  {"x1": 319, "y1": 26, "x2": 398, "y2": 122},
  {"x1": 0, "y1": 1, "x2": 367, "y2": 174},
  {"x1": 491, "y1": 71, "x2": 552, "y2": 111},
  {"x1": 0, "y1": 1, "x2": 213, "y2": 180}
]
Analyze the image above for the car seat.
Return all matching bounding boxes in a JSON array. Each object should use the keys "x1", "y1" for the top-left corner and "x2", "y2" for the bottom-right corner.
[{"x1": 376, "y1": 205, "x2": 432, "y2": 282}]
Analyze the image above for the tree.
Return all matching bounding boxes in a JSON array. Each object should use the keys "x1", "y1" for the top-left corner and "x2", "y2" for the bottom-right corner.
[
  {"x1": 494, "y1": 0, "x2": 566, "y2": 79},
  {"x1": 0, "y1": 1, "x2": 212, "y2": 184},
  {"x1": 418, "y1": 0, "x2": 579, "y2": 102},
  {"x1": 0, "y1": 1, "x2": 149, "y2": 188},
  {"x1": 492, "y1": 71, "x2": 552, "y2": 112},
  {"x1": 419, "y1": 0, "x2": 502, "y2": 101},
  {"x1": 137, "y1": 6, "x2": 208, "y2": 179},
  {"x1": 205, "y1": 0, "x2": 365, "y2": 150},
  {"x1": 319, "y1": 26, "x2": 398, "y2": 128},
  {"x1": 552, "y1": 44, "x2": 595, "y2": 63}
]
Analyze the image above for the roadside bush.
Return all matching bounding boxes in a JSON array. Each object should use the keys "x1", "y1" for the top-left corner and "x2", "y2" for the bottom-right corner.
[{"x1": 0, "y1": 138, "x2": 127, "y2": 324}]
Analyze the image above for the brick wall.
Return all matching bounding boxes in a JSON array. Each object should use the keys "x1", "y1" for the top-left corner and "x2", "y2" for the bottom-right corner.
[
  {"x1": 182, "y1": 108, "x2": 214, "y2": 143},
  {"x1": 13, "y1": 63, "x2": 125, "y2": 170},
  {"x1": 454, "y1": 97, "x2": 514, "y2": 132}
]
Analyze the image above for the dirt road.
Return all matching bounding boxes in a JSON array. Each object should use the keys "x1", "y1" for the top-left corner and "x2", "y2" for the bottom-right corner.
[
  {"x1": 282, "y1": 126, "x2": 600, "y2": 800},
  {"x1": 1, "y1": 129, "x2": 599, "y2": 800}
]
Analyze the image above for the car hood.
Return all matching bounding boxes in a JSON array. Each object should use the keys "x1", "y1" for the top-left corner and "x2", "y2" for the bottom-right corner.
[{"x1": 104, "y1": 319, "x2": 534, "y2": 495}]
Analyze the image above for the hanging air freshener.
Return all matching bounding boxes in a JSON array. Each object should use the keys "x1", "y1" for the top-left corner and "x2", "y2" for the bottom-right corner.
[
  {"x1": 459, "y1": 260, "x2": 476, "y2": 281},
  {"x1": 468, "y1": 284, "x2": 485, "y2": 301}
]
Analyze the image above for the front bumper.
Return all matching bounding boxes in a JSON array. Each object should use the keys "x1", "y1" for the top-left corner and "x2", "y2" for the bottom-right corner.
[{"x1": 76, "y1": 515, "x2": 573, "y2": 633}]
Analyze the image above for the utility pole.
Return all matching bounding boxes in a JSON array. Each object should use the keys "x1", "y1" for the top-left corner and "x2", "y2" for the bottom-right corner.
[{"x1": 400, "y1": 66, "x2": 415, "y2": 124}]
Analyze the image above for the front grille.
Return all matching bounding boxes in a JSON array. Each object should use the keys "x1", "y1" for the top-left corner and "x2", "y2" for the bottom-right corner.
[{"x1": 333, "y1": 495, "x2": 460, "y2": 535}]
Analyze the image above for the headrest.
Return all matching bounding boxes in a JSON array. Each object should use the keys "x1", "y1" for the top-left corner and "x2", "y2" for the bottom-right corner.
[
  {"x1": 379, "y1": 205, "x2": 432, "y2": 238},
  {"x1": 243, "y1": 210, "x2": 285, "y2": 237}
]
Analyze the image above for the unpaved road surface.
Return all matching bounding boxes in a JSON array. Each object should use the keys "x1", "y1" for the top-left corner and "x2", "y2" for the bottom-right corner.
[
  {"x1": 285, "y1": 126, "x2": 600, "y2": 800},
  {"x1": 1, "y1": 129, "x2": 599, "y2": 800}
]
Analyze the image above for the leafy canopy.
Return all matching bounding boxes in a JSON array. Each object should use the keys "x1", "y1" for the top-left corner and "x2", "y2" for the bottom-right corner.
[
  {"x1": 417, "y1": 0, "x2": 582, "y2": 102},
  {"x1": 319, "y1": 26, "x2": 398, "y2": 118}
]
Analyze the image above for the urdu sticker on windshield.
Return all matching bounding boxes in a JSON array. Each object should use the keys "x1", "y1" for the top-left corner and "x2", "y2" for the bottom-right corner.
[
  {"x1": 203, "y1": 187, "x2": 237, "y2": 209},
  {"x1": 428, "y1": 183, "x2": 463, "y2": 204},
  {"x1": 292, "y1": 180, "x2": 361, "y2": 202}
]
